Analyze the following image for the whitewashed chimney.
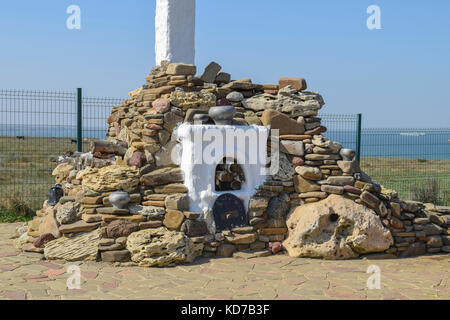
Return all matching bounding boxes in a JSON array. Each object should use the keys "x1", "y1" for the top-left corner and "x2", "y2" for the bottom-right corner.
[{"x1": 155, "y1": 0, "x2": 196, "y2": 65}]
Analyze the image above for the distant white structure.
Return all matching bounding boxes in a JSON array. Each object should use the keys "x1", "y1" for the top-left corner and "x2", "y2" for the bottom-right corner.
[{"x1": 155, "y1": 0, "x2": 196, "y2": 65}]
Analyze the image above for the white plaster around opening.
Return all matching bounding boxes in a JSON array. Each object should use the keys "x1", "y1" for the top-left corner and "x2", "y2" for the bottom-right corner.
[{"x1": 175, "y1": 123, "x2": 269, "y2": 216}]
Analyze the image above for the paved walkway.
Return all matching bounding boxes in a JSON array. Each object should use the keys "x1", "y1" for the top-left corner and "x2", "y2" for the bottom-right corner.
[{"x1": 0, "y1": 223, "x2": 449, "y2": 300}]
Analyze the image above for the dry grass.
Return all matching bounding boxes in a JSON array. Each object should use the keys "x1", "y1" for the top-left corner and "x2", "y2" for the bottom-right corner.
[
  {"x1": 361, "y1": 157, "x2": 450, "y2": 205},
  {"x1": 0, "y1": 136, "x2": 92, "y2": 211},
  {"x1": 0, "y1": 195, "x2": 34, "y2": 222}
]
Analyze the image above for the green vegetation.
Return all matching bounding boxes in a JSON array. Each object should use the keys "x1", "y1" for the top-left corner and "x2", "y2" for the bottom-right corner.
[
  {"x1": 0, "y1": 210, "x2": 33, "y2": 223},
  {"x1": 0, "y1": 195, "x2": 35, "y2": 222}
]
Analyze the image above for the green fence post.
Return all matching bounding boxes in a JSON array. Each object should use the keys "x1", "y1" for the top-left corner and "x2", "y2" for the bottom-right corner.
[
  {"x1": 356, "y1": 113, "x2": 362, "y2": 162},
  {"x1": 77, "y1": 88, "x2": 82, "y2": 152}
]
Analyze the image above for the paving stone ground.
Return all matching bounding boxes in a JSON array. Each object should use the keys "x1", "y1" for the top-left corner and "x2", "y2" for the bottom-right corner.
[{"x1": 1, "y1": 223, "x2": 449, "y2": 300}]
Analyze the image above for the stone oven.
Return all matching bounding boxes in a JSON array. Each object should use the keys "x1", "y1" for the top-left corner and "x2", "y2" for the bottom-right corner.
[{"x1": 176, "y1": 122, "x2": 269, "y2": 233}]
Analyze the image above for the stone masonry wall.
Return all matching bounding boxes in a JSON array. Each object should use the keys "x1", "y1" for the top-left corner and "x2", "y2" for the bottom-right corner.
[{"x1": 19, "y1": 61, "x2": 450, "y2": 265}]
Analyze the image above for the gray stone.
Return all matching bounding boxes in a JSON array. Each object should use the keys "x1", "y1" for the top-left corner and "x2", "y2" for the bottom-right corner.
[
  {"x1": 326, "y1": 176, "x2": 355, "y2": 186},
  {"x1": 442, "y1": 235, "x2": 450, "y2": 246},
  {"x1": 401, "y1": 201, "x2": 421, "y2": 213},
  {"x1": 272, "y1": 153, "x2": 296, "y2": 181},
  {"x1": 215, "y1": 71, "x2": 231, "y2": 84},
  {"x1": 59, "y1": 196, "x2": 76, "y2": 204},
  {"x1": 200, "y1": 62, "x2": 221, "y2": 83},
  {"x1": 180, "y1": 220, "x2": 207, "y2": 237},
  {"x1": 423, "y1": 224, "x2": 443, "y2": 235},
  {"x1": 129, "y1": 205, "x2": 165, "y2": 219},
  {"x1": 266, "y1": 197, "x2": 289, "y2": 220},
  {"x1": 56, "y1": 201, "x2": 80, "y2": 225},
  {"x1": 226, "y1": 91, "x2": 244, "y2": 103},
  {"x1": 163, "y1": 110, "x2": 184, "y2": 132}
]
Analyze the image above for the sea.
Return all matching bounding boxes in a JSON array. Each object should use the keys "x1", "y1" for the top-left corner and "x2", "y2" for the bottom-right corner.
[{"x1": 0, "y1": 124, "x2": 449, "y2": 160}]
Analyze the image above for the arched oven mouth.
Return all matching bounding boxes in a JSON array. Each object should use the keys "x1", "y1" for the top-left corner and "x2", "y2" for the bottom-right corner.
[{"x1": 212, "y1": 193, "x2": 247, "y2": 232}]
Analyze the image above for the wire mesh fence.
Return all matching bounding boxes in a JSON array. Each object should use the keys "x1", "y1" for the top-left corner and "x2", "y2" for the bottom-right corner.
[
  {"x1": 320, "y1": 116, "x2": 450, "y2": 205},
  {"x1": 358, "y1": 128, "x2": 450, "y2": 205},
  {"x1": 320, "y1": 114, "x2": 359, "y2": 151},
  {"x1": 81, "y1": 96, "x2": 123, "y2": 151},
  {"x1": 0, "y1": 90, "x2": 448, "y2": 211},
  {"x1": 0, "y1": 89, "x2": 121, "y2": 210}
]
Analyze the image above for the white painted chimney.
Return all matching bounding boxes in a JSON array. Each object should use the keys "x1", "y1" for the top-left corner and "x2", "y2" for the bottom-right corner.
[{"x1": 155, "y1": 0, "x2": 196, "y2": 65}]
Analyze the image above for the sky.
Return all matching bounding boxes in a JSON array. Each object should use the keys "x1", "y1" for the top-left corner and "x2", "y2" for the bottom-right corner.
[{"x1": 0, "y1": 0, "x2": 449, "y2": 128}]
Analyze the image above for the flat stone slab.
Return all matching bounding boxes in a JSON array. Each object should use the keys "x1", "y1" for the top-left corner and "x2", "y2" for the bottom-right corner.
[
  {"x1": 101, "y1": 215, "x2": 147, "y2": 223},
  {"x1": 59, "y1": 221, "x2": 101, "y2": 234},
  {"x1": 96, "y1": 208, "x2": 130, "y2": 215},
  {"x1": 44, "y1": 229, "x2": 100, "y2": 261}
]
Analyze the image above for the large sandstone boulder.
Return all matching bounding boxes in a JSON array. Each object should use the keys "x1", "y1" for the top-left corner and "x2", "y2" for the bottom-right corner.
[
  {"x1": 44, "y1": 229, "x2": 100, "y2": 261},
  {"x1": 38, "y1": 207, "x2": 61, "y2": 238},
  {"x1": 78, "y1": 165, "x2": 139, "y2": 193},
  {"x1": 126, "y1": 227, "x2": 203, "y2": 267},
  {"x1": 242, "y1": 86, "x2": 324, "y2": 117},
  {"x1": 283, "y1": 195, "x2": 393, "y2": 259}
]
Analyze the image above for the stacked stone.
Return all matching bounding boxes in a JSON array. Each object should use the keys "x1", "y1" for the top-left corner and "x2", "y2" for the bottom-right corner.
[
  {"x1": 377, "y1": 200, "x2": 450, "y2": 257},
  {"x1": 22, "y1": 60, "x2": 450, "y2": 265}
]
